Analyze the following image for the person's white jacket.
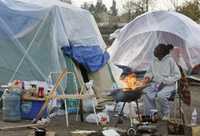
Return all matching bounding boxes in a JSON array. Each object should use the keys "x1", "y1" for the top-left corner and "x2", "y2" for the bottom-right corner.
[{"x1": 145, "y1": 54, "x2": 181, "y2": 91}]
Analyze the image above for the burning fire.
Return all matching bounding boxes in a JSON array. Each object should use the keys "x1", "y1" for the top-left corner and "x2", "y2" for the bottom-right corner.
[{"x1": 120, "y1": 73, "x2": 145, "y2": 91}]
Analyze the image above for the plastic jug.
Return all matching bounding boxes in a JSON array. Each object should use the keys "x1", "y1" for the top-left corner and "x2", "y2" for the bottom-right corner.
[
  {"x1": 191, "y1": 108, "x2": 197, "y2": 125},
  {"x1": 2, "y1": 89, "x2": 21, "y2": 122}
]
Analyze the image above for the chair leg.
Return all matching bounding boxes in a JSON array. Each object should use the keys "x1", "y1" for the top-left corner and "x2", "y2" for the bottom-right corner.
[
  {"x1": 178, "y1": 95, "x2": 185, "y2": 125},
  {"x1": 60, "y1": 84, "x2": 69, "y2": 127},
  {"x1": 113, "y1": 102, "x2": 118, "y2": 112},
  {"x1": 115, "y1": 102, "x2": 126, "y2": 126},
  {"x1": 92, "y1": 98, "x2": 98, "y2": 126},
  {"x1": 63, "y1": 100, "x2": 69, "y2": 127},
  {"x1": 119, "y1": 102, "x2": 126, "y2": 116},
  {"x1": 135, "y1": 100, "x2": 141, "y2": 122},
  {"x1": 79, "y1": 100, "x2": 84, "y2": 122}
]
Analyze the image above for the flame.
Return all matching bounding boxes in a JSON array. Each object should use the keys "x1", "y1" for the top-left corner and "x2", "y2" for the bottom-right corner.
[{"x1": 121, "y1": 73, "x2": 144, "y2": 91}]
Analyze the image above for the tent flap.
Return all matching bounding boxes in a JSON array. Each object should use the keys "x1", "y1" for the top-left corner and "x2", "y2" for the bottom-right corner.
[{"x1": 62, "y1": 44, "x2": 110, "y2": 72}]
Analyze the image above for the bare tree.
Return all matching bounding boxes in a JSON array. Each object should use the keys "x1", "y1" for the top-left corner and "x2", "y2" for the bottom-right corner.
[
  {"x1": 95, "y1": 0, "x2": 107, "y2": 13},
  {"x1": 123, "y1": 0, "x2": 152, "y2": 20},
  {"x1": 81, "y1": 1, "x2": 108, "y2": 22},
  {"x1": 110, "y1": 0, "x2": 118, "y2": 16},
  {"x1": 170, "y1": 0, "x2": 178, "y2": 9},
  {"x1": 60, "y1": 0, "x2": 72, "y2": 4},
  {"x1": 169, "y1": 0, "x2": 189, "y2": 10},
  {"x1": 176, "y1": 0, "x2": 200, "y2": 22},
  {"x1": 81, "y1": 2, "x2": 91, "y2": 10}
]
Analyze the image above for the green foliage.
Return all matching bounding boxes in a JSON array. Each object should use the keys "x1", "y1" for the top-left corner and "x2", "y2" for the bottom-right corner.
[{"x1": 176, "y1": 0, "x2": 200, "y2": 22}]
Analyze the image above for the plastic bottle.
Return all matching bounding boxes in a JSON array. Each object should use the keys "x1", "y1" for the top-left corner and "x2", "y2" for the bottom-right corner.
[
  {"x1": 191, "y1": 108, "x2": 197, "y2": 125},
  {"x1": 154, "y1": 83, "x2": 160, "y2": 91},
  {"x1": 2, "y1": 89, "x2": 21, "y2": 122}
]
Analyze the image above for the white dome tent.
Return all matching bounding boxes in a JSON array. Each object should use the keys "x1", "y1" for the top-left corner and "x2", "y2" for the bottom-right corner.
[
  {"x1": 0, "y1": 0, "x2": 114, "y2": 98},
  {"x1": 0, "y1": 0, "x2": 110, "y2": 81},
  {"x1": 108, "y1": 10, "x2": 200, "y2": 72}
]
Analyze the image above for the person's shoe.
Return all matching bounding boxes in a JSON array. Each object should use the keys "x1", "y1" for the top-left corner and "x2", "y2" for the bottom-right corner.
[
  {"x1": 162, "y1": 115, "x2": 170, "y2": 121},
  {"x1": 95, "y1": 104, "x2": 105, "y2": 112},
  {"x1": 96, "y1": 97, "x2": 113, "y2": 105},
  {"x1": 101, "y1": 95, "x2": 114, "y2": 101}
]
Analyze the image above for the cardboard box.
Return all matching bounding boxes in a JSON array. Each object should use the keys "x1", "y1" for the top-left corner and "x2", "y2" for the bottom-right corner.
[{"x1": 184, "y1": 125, "x2": 200, "y2": 136}]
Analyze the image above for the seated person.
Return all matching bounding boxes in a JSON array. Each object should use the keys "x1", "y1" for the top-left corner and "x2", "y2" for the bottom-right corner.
[{"x1": 143, "y1": 43, "x2": 181, "y2": 120}]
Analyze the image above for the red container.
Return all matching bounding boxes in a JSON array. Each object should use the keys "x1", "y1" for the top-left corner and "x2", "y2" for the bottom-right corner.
[{"x1": 38, "y1": 87, "x2": 44, "y2": 98}]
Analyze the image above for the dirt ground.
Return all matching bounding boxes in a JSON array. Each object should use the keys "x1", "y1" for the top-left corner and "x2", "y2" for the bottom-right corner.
[
  {"x1": 0, "y1": 82, "x2": 200, "y2": 136},
  {"x1": 0, "y1": 113, "x2": 130, "y2": 136}
]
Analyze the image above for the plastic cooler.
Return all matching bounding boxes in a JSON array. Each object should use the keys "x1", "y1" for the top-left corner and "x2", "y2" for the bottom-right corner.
[{"x1": 21, "y1": 99, "x2": 48, "y2": 120}]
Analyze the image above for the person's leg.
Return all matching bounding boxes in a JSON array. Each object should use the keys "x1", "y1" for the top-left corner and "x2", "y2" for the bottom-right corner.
[
  {"x1": 156, "y1": 89, "x2": 173, "y2": 119},
  {"x1": 143, "y1": 83, "x2": 157, "y2": 116}
]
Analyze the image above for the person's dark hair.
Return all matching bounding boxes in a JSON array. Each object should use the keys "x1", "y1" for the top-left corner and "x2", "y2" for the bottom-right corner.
[
  {"x1": 155, "y1": 43, "x2": 167, "y2": 55},
  {"x1": 166, "y1": 44, "x2": 174, "y2": 50},
  {"x1": 166, "y1": 44, "x2": 174, "y2": 54},
  {"x1": 156, "y1": 43, "x2": 166, "y2": 50},
  {"x1": 154, "y1": 43, "x2": 174, "y2": 60}
]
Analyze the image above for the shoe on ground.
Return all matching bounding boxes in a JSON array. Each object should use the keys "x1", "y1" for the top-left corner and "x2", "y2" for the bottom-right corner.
[
  {"x1": 95, "y1": 104, "x2": 105, "y2": 111},
  {"x1": 162, "y1": 115, "x2": 170, "y2": 121}
]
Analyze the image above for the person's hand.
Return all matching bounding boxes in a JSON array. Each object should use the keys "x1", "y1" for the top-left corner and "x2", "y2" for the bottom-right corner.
[
  {"x1": 157, "y1": 82, "x2": 165, "y2": 91},
  {"x1": 143, "y1": 76, "x2": 151, "y2": 84}
]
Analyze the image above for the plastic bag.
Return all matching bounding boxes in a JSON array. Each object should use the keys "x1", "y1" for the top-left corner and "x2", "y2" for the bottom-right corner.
[
  {"x1": 83, "y1": 80, "x2": 97, "y2": 112},
  {"x1": 85, "y1": 112, "x2": 110, "y2": 125},
  {"x1": 97, "y1": 112, "x2": 110, "y2": 126}
]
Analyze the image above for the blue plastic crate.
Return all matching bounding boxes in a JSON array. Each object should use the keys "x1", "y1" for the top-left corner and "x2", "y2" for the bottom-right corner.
[{"x1": 21, "y1": 100, "x2": 48, "y2": 120}]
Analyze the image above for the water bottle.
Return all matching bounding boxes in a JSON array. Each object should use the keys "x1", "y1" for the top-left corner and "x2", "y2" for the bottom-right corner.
[
  {"x1": 2, "y1": 89, "x2": 21, "y2": 122},
  {"x1": 191, "y1": 108, "x2": 197, "y2": 125}
]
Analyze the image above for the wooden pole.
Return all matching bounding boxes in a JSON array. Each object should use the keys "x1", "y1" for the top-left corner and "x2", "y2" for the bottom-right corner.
[
  {"x1": 0, "y1": 123, "x2": 44, "y2": 131},
  {"x1": 32, "y1": 69, "x2": 68, "y2": 123}
]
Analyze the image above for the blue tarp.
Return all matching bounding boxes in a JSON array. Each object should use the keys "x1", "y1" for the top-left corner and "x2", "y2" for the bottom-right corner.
[{"x1": 61, "y1": 44, "x2": 109, "y2": 72}]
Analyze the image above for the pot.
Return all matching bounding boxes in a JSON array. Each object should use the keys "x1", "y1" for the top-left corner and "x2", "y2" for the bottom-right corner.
[{"x1": 35, "y1": 128, "x2": 46, "y2": 136}]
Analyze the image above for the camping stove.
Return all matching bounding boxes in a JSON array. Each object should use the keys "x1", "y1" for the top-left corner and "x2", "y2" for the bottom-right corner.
[{"x1": 127, "y1": 122, "x2": 160, "y2": 136}]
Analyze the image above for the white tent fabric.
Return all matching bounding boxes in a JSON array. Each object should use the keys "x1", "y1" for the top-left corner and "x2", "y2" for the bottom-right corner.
[
  {"x1": 0, "y1": 0, "x2": 106, "y2": 83},
  {"x1": 108, "y1": 11, "x2": 200, "y2": 71}
]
